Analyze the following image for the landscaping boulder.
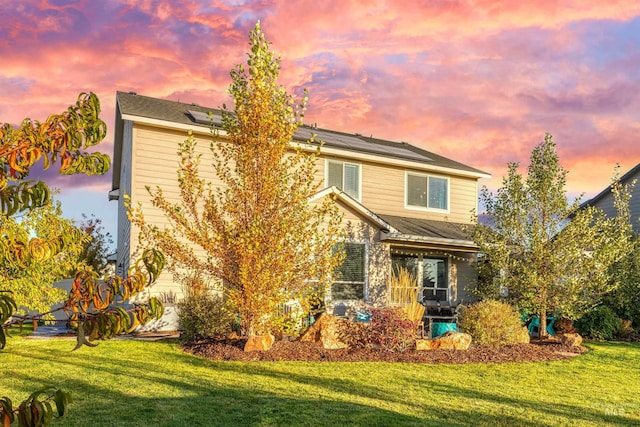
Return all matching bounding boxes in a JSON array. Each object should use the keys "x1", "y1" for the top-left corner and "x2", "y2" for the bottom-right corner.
[
  {"x1": 554, "y1": 318, "x2": 576, "y2": 334},
  {"x1": 416, "y1": 331, "x2": 472, "y2": 351},
  {"x1": 558, "y1": 333, "x2": 583, "y2": 347},
  {"x1": 300, "y1": 313, "x2": 348, "y2": 349},
  {"x1": 244, "y1": 334, "x2": 275, "y2": 352}
]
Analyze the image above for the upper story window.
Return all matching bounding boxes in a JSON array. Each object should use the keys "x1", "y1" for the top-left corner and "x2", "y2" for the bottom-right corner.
[
  {"x1": 327, "y1": 160, "x2": 361, "y2": 201},
  {"x1": 405, "y1": 172, "x2": 449, "y2": 211}
]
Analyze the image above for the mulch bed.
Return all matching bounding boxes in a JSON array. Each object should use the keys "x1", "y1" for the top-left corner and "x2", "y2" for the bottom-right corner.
[{"x1": 182, "y1": 338, "x2": 587, "y2": 364}]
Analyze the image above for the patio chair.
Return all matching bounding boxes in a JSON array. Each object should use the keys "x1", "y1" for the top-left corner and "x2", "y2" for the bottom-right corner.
[
  {"x1": 527, "y1": 316, "x2": 556, "y2": 336},
  {"x1": 355, "y1": 310, "x2": 372, "y2": 323}
]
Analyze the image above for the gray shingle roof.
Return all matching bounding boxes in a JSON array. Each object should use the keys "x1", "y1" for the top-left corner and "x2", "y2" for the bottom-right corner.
[
  {"x1": 379, "y1": 214, "x2": 473, "y2": 242},
  {"x1": 116, "y1": 91, "x2": 489, "y2": 176},
  {"x1": 581, "y1": 163, "x2": 640, "y2": 208}
]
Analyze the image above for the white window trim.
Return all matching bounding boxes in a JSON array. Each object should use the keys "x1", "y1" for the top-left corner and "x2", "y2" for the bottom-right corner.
[
  {"x1": 392, "y1": 253, "x2": 451, "y2": 304},
  {"x1": 421, "y1": 257, "x2": 449, "y2": 303},
  {"x1": 330, "y1": 239, "x2": 369, "y2": 302},
  {"x1": 325, "y1": 159, "x2": 363, "y2": 202},
  {"x1": 404, "y1": 171, "x2": 450, "y2": 213}
]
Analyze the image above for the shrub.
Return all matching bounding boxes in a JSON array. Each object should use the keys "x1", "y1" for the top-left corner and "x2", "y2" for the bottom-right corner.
[
  {"x1": 339, "y1": 308, "x2": 417, "y2": 352},
  {"x1": 177, "y1": 293, "x2": 234, "y2": 342},
  {"x1": 616, "y1": 319, "x2": 635, "y2": 340},
  {"x1": 575, "y1": 306, "x2": 621, "y2": 340},
  {"x1": 458, "y1": 300, "x2": 529, "y2": 348},
  {"x1": 387, "y1": 267, "x2": 425, "y2": 323},
  {"x1": 553, "y1": 317, "x2": 576, "y2": 334}
]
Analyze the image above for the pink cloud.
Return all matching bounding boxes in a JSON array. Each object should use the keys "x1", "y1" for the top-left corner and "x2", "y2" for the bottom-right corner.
[{"x1": 0, "y1": 0, "x2": 639, "y2": 229}]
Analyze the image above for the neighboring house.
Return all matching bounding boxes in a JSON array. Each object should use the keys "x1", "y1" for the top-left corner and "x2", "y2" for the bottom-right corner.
[
  {"x1": 581, "y1": 163, "x2": 640, "y2": 234},
  {"x1": 110, "y1": 92, "x2": 490, "y2": 317}
]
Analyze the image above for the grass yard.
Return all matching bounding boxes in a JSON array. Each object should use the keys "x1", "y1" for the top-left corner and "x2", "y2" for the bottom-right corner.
[{"x1": 1, "y1": 334, "x2": 639, "y2": 427}]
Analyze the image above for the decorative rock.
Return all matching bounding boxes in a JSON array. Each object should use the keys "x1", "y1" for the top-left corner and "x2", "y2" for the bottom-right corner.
[
  {"x1": 554, "y1": 318, "x2": 576, "y2": 334},
  {"x1": 244, "y1": 334, "x2": 275, "y2": 352},
  {"x1": 416, "y1": 331, "x2": 472, "y2": 351},
  {"x1": 300, "y1": 313, "x2": 348, "y2": 349},
  {"x1": 559, "y1": 333, "x2": 583, "y2": 347}
]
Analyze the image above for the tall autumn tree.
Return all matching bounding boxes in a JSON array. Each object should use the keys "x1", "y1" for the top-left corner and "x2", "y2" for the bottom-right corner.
[
  {"x1": 472, "y1": 134, "x2": 631, "y2": 337},
  {"x1": 129, "y1": 22, "x2": 344, "y2": 336}
]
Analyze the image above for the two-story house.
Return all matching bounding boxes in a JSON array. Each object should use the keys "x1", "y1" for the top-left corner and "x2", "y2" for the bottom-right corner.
[{"x1": 110, "y1": 92, "x2": 490, "y2": 317}]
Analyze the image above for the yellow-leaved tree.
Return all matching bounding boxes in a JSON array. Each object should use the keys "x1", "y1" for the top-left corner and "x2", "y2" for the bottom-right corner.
[
  {"x1": 129, "y1": 22, "x2": 344, "y2": 337},
  {"x1": 472, "y1": 134, "x2": 632, "y2": 338}
]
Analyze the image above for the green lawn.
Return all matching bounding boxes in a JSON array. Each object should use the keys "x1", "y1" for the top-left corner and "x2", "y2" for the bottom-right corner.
[{"x1": 1, "y1": 334, "x2": 639, "y2": 426}]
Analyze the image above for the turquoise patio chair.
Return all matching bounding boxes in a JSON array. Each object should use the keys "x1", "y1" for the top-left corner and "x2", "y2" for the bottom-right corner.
[
  {"x1": 527, "y1": 316, "x2": 556, "y2": 336},
  {"x1": 355, "y1": 311, "x2": 372, "y2": 323}
]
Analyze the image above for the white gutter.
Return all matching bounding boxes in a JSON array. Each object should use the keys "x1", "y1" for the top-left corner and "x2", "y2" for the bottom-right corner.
[
  {"x1": 311, "y1": 186, "x2": 396, "y2": 232},
  {"x1": 381, "y1": 233, "x2": 479, "y2": 249}
]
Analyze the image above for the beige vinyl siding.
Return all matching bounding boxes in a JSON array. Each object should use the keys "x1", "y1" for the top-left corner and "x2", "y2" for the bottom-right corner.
[
  {"x1": 317, "y1": 155, "x2": 479, "y2": 224},
  {"x1": 128, "y1": 124, "x2": 227, "y2": 298},
  {"x1": 124, "y1": 121, "x2": 482, "y2": 298},
  {"x1": 116, "y1": 121, "x2": 133, "y2": 276}
]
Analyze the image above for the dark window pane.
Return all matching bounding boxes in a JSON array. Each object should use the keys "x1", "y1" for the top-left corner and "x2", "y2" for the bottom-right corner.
[
  {"x1": 332, "y1": 243, "x2": 365, "y2": 300},
  {"x1": 423, "y1": 288, "x2": 448, "y2": 302},
  {"x1": 407, "y1": 174, "x2": 427, "y2": 207},
  {"x1": 343, "y1": 163, "x2": 360, "y2": 199},
  {"x1": 328, "y1": 161, "x2": 343, "y2": 189},
  {"x1": 392, "y1": 255, "x2": 419, "y2": 278},
  {"x1": 428, "y1": 176, "x2": 448, "y2": 209},
  {"x1": 335, "y1": 243, "x2": 365, "y2": 282},
  {"x1": 422, "y1": 258, "x2": 448, "y2": 302},
  {"x1": 331, "y1": 283, "x2": 364, "y2": 299}
]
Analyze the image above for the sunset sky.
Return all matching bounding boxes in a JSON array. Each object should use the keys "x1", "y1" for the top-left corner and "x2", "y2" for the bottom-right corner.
[{"x1": 1, "y1": 1, "x2": 639, "y2": 241}]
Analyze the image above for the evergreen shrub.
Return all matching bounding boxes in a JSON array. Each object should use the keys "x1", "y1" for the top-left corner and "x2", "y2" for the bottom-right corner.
[
  {"x1": 458, "y1": 300, "x2": 529, "y2": 348},
  {"x1": 177, "y1": 293, "x2": 233, "y2": 342},
  {"x1": 575, "y1": 306, "x2": 621, "y2": 340}
]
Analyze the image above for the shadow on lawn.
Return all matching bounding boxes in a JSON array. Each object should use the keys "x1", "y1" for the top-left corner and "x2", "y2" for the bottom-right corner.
[
  {"x1": 209, "y1": 362, "x2": 634, "y2": 427},
  {"x1": 6, "y1": 340, "x2": 638, "y2": 426}
]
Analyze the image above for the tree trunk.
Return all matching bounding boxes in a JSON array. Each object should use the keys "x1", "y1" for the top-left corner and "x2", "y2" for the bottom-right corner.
[{"x1": 539, "y1": 309, "x2": 547, "y2": 339}]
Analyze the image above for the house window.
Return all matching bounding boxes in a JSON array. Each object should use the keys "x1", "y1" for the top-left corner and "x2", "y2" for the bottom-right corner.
[
  {"x1": 406, "y1": 172, "x2": 448, "y2": 211},
  {"x1": 331, "y1": 242, "x2": 366, "y2": 300},
  {"x1": 392, "y1": 254, "x2": 449, "y2": 303},
  {"x1": 422, "y1": 258, "x2": 448, "y2": 302},
  {"x1": 327, "y1": 160, "x2": 361, "y2": 201}
]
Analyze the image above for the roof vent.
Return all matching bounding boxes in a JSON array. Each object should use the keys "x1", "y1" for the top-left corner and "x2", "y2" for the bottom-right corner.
[
  {"x1": 191, "y1": 103, "x2": 199, "y2": 106},
  {"x1": 128, "y1": 91, "x2": 137, "y2": 95}
]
